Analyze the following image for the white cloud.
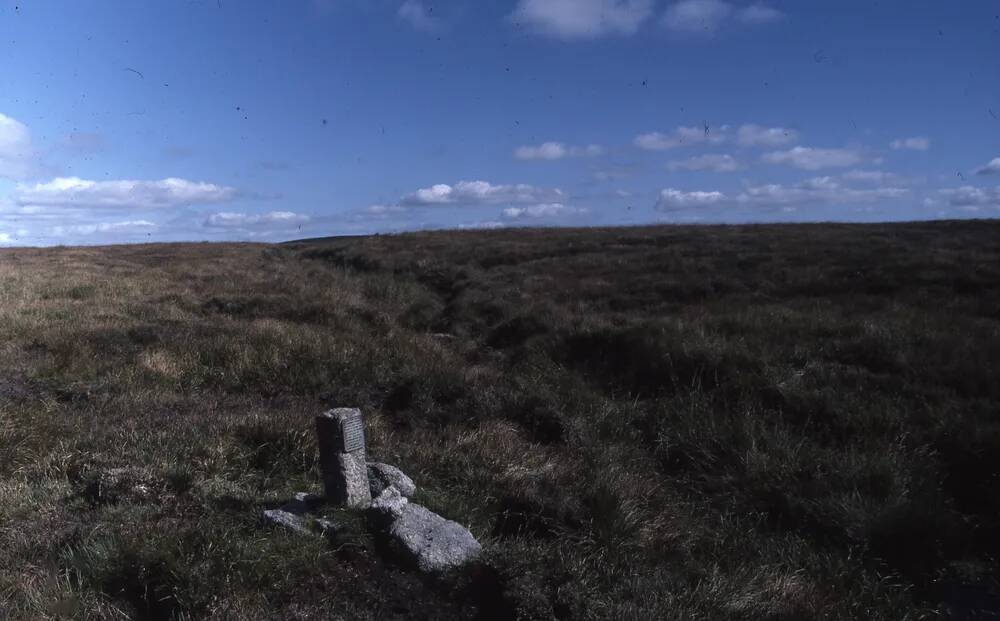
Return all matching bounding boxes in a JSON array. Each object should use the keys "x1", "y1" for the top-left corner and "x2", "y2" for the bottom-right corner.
[
  {"x1": 662, "y1": 0, "x2": 783, "y2": 34},
  {"x1": 516, "y1": 143, "x2": 568, "y2": 161},
  {"x1": 514, "y1": 142, "x2": 603, "y2": 160},
  {"x1": 737, "y1": 124, "x2": 798, "y2": 147},
  {"x1": 841, "y1": 170, "x2": 910, "y2": 185},
  {"x1": 666, "y1": 153, "x2": 741, "y2": 172},
  {"x1": 575, "y1": 144, "x2": 604, "y2": 157},
  {"x1": 929, "y1": 186, "x2": 1000, "y2": 210},
  {"x1": 737, "y1": 3, "x2": 784, "y2": 24},
  {"x1": 366, "y1": 204, "x2": 408, "y2": 215},
  {"x1": 739, "y1": 177, "x2": 909, "y2": 206},
  {"x1": 0, "y1": 112, "x2": 36, "y2": 180},
  {"x1": 634, "y1": 125, "x2": 726, "y2": 150},
  {"x1": 662, "y1": 0, "x2": 732, "y2": 33},
  {"x1": 0, "y1": 200, "x2": 318, "y2": 246},
  {"x1": 656, "y1": 176, "x2": 909, "y2": 212},
  {"x1": 761, "y1": 146, "x2": 863, "y2": 170},
  {"x1": 974, "y1": 157, "x2": 1000, "y2": 176},
  {"x1": 637, "y1": 123, "x2": 794, "y2": 151},
  {"x1": 511, "y1": 0, "x2": 653, "y2": 39},
  {"x1": 0, "y1": 212, "x2": 163, "y2": 245},
  {"x1": 635, "y1": 132, "x2": 678, "y2": 150},
  {"x1": 656, "y1": 188, "x2": 729, "y2": 210},
  {"x1": 204, "y1": 211, "x2": 310, "y2": 229},
  {"x1": 15, "y1": 177, "x2": 237, "y2": 209},
  {"x1": 889, "y1": 137, "x2": 930, "y2": 151},
  {"x1": 52, "y1": 220, "x2": 157, "y2": 236},
  {"x1": 502, "y1": 203, "x2": 587, "y2": 218},
  {"x1": 713, "y1": 177, "x2": 906, "y2": 212},
  {"x1": 397, "y1": 1, "x2": 442, "y2": 32},
  {"x1": 457, "y1": 221, "x2": 507, "y2": 230},
  {"x1": 400, "y1": 180, "x2": 566, "y2": 206}
]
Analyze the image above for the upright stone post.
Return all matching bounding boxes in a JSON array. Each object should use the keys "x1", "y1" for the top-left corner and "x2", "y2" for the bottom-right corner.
[{"x1": 316, "y1": 408, "x2": 371, "y2": 508}]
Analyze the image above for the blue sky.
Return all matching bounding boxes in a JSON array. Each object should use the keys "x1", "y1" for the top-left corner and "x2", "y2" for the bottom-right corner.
[{"x1": 0, "y1": 0, "x2": 998, "y2": 245}]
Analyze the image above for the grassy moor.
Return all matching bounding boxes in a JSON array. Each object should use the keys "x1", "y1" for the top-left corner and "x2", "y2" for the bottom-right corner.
[{"x1": 1, "y1": 220, "x2": 999, "y2": 619}]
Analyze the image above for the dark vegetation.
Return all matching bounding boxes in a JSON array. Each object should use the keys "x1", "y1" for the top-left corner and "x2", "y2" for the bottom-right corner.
[{"x1": 1, "y1": 220, "x2": 999, "y2": 619}]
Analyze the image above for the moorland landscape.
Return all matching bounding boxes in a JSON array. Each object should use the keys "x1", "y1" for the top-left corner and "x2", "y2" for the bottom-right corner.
[{"x1": 1, "y1": 220, "x2": 999, "y2": 619}]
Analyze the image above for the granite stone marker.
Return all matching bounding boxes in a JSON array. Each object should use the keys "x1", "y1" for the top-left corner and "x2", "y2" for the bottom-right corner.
[{"x1": 316, "y1": 408, "x2": 372, "y2": 508}]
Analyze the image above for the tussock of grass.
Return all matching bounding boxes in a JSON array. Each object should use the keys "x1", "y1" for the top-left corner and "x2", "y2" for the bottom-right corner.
[{"x1": 0, "y1": 222, "x2": 998, "y2": 619}]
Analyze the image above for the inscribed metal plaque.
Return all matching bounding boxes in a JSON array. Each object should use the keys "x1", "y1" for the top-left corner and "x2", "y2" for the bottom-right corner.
[{"x1": 341, "y1": 413, "x2": 365, "y2": 453}]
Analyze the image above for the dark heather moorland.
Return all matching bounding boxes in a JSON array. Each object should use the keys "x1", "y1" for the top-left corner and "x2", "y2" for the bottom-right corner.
[{"x1": 1, "y1": 220, "x2": 999, "y2": 620}]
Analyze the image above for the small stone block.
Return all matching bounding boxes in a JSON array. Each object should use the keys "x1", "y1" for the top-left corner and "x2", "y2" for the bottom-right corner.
[
  {"x1": 368, "y1": 462, "x2": 417, "y2": 498},
  {"x1": 316, "y1": 408, "x2": 372, "y2": 508},
  {"x1": 370, "y1": 486, "x2": 409, "y2": 520},
  {"x1": 263, "y1": 509, "x2": 311, "y2": 535},
  {"x1": 388, "y1": 504, "x2": 482, "y2": 573}
]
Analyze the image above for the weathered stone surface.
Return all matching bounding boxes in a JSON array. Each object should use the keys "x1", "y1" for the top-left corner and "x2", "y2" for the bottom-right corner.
[
  {"x1": 263, "y1": 509, "x2": 311, "y2": 535},
  {"x1": 336, "y1": 451, "x2": 370, "y2": 507},
  {"x1": 388, "y1": 504, "x2": 482, "y2": 573},
  {"x1": 368, "y1": 462, "x2": 417, "y2": 498},
  {"x1": 263, "y1": 509, "x2": 339, "y2": 538},
  {"x1": 275, "y1": 492, "x2": 323, "y2": 516},
  {"x1": 369, "y1": 486, "x2": 409, "y2": 520},
  {"x1": 316, "y1": 408, "x2": 371, "y2": 508}
]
